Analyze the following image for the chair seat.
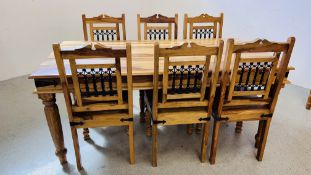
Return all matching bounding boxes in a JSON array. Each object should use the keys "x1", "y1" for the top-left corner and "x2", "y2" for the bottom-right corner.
[
  {"x1": 71, "y1": 109, "x2": 131, "y2": 128},
  {"x1": 220, "y1": 108, "x2": 271, "y2": 122},
  {"x1": 144, "y1": 90, "x2": 209, "y2": 125},
  {"x1": 157, "y1": 107, "x2": 209, "y2": 125}
]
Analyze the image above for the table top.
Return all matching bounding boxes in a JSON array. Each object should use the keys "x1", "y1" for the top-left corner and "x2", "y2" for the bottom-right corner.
[{"x1": 28, "y1": 39, "x2": 294, "y2": 79}]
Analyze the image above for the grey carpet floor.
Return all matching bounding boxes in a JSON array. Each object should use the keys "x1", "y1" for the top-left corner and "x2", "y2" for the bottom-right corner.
[{"x1": 0, "y1": 75, "x2": 310, "y2": 175}]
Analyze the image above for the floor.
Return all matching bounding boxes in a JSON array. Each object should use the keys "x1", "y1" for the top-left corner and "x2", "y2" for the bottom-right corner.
[{"x1": 0, "y1": 76, "x2": 310, "y2": 175}]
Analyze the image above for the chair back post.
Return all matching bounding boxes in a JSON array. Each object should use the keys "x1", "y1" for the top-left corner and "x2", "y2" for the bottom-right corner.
[
  {"x1": 183, "y1": 13, "x2": 188, "y2": 40},
  {"x1": 53, "y1": 44, "x2": 74, "y2": 121},
  {"x1": 152, "y1": 42, "x2": 160, "y2": 121},
  {"x1": 82, "y1": 14, "x2": 88, "y2": 41},
  {"x1": 126, "y1": 43, "x2": 133, "y2": 117},
  {"x1": 269, "y1": 37, "x2": 295, "y2": 112},
  {"x1": 218, "y1": 13, "x2": 224, "y2": 38},
  {"x1": 121, "y1": 14, "x2": 127, "y2": 40},
  {"x1": 217, "y1": 38, "x2": 234, "y2": 114},
  {"x1": 207, "y1": 39, "x2": 224, "y2": 114}
]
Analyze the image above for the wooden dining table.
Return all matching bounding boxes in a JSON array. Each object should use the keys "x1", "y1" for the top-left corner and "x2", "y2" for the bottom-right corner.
[{"x1": 28, "y1": 39, "x2": 295, "y2": 165}]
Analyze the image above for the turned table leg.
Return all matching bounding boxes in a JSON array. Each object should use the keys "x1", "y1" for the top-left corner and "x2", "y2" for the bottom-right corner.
[
  {"x1": 306, "y1": 90, "x2": 311, "y2": 110},
  {"x1": 38, "y1": 93, "x2": 67, "y2": 165},
  {"x1": 235, "y1": 121, "x2": 243, "y2": 133}
]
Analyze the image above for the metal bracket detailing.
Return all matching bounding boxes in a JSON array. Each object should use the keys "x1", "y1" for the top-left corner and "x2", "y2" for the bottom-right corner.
[
  {"x1": 152, "y1": 119, "x2": 166, "y2": 125},
  {"x1": 198, "y1": 117, "x2": 211, "y2": 122},
  {"x1": 261, "y1": 113, "x2": 273, "y2": 118},
  {"x1": 214, "y1": 115, "x2": 229, "y2": 121},
  {"x1": 70, "y1": 121, "x2": 84, "y2": 126},
  {"x1": 120, "y1": 118, "x2": 133, "y2": 122}
]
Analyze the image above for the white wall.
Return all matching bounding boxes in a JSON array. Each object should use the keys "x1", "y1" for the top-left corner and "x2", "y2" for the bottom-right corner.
[{"x1": 0, "y1": 0, "x2": 310, "y2": 88}]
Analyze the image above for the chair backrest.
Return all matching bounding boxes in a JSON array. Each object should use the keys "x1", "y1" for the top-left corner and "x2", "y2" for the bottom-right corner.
[
  {"x1": 153, "y1": 40, "x2": 224, "y2": 115},
  {"x1": 183, "y1": 13, "x2": 223, "y2": 40},
  {"x1": 82, "y1": 14, "x2": 126, "y2": 41},
  {"x1": 218, "y1": 37, "x2": 295, "y2": 114},
  {"x1": 53, "y1": 43, "x2": 133, "y2": 119},
  {"x1": 137, "y1": 14, "x2": 178, "y2": 40}
]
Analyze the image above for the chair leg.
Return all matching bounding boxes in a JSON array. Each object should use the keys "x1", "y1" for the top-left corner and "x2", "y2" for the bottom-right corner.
[
  {"x1": 145, "y1": 111, "x2": 152, "y2": 137},
  {"x1": 255, "y1": 120, "x2": 264, "y2": 148},
  {"x1": 256, "y1": 118, "x2": 271, "y2": 161},
  {"x1": 151, "y1": 124, "x2": 158, "y2": 167},
  {"x1": 196, "y1": 123, "x2": 203, "y2": 134},
  {"x1": 83, "y1": 128, "x2": 91, "y2": 141},
  {"x1": 200, "y1": 122, "x2": 210, "y2": 162},
  {"x1": 209, "y1": 121, "x2": 221, "y2": 165},
  {"x1": 71, "y1": 127, "x2": 83, "y2": 171},
  {"x1": 235, "y1": 121, "x2": 243, "y2": 133},
  {"x1": 139, "y1": 90, "x2": 145, "y2": 123},
  {"x1": 187, "y1": 124, "x2": 193, "y2": 135},
  {"x1": 128, "y1": 123, "x2": 135, "y2": 164}
]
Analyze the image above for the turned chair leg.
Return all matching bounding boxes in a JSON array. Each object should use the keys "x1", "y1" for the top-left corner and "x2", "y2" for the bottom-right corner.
[
  {"x1": 71, "y1": 128, "x2": 83, "y2": 171},
  {"x1": 306, "y1": 90, "x2": 311, "y2": 110},
  {"x1": 209, "y1": 121, "x2": 221, "y2": 165},
  {"x1": 152, "y1": 124, "x2": 158, "y2": 167},
  {"x1": 145, "y1": 111, "x2": 152, "y2": 137},
  {"x1": 256, "y1": 118, "x2": 271, "y2": 161},
  {"x1": 200, "y1": 122, "x2": 210, "y2": 162},
  {"x1": 187, "y1": 124, "x2": 194, "y2": 135},
  {"x1": 139, "y1": 90, "x2": 146, "y2": 123},
  {"x1": 235, "y1": 121, "x2": 243, "y2": 133},
  {"x1": 255, "y1": 120, "x2": 264, "y2": 148},
  {"x1": 83, "y1": 128, "x2": 91, "y2": 141},
  {"x1": 196, "y1": 123, "x2": 203, "y2": 134},
  {"x1": 128, "y1": 123, "x2": 135, "y2": 164}
]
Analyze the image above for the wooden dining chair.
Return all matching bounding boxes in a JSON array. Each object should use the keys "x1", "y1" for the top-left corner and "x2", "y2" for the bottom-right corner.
[
  {"x1": 183, "y1": 13, "x2": 223, "y2": 40},
  {"x1": 82, "y1": 14, "x2": 126, "y2": 41},
  {"x1": 209, "y1": 37, "x2": 295, "y2": 164},
  {"x1": 144, "y1": 40, "x2": 224, "y2": 166},
  {"x1": 53, "y1": 42, "x2": 134, "y2": 170},
  {"x1": 136, "y1": 14, "x2": 178, "y2": 127},
  {"x1": 137, "y1": 14, "x2": 178, "y2": 40},
  {"x1": 81, "y1": 13, "x2": 126, "y2": 140},
  {"x1": 183, "y1": 13, "x2": 223, "y2": 134}
]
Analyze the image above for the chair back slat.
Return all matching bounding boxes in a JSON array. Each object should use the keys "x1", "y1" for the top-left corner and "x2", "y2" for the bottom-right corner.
[
  {"x1": 183, "y1": 13, "x2": 224, "y2": 40},
  {"x1": 82, "y1": 14, "x2": 126, "y2": 41},
  {"x1": 153, "y1": 41, "x2": 224, "y2": 114},
  {"x1": 219, "y1": 38, "x2": 295, "y2": 113},
  {"x1": 53, "y1": 43, "x2": 132, "y2": 111},
  {"x1": 137, "y1": 14, "x2": 178, "y2": 40}
]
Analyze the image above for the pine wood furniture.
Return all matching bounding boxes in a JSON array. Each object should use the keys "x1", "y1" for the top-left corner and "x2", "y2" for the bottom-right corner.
[
  {"x1": 144, "y1": 41, "x2": 224, "y2": 166},
  {"x1": 137, "y1": 14, "x2": 178, "y2": 125},
  {"x1": 82, "y1": 14, "x2": 126, "y2": 41},
  {"x1": 209, "y1": 37, "x2": 295, "y2": 164},
  {"x1": 183, "y1": 13, "x2": 223, "y2": 40},
  {"x1": 137, "y1": 14, "x2": 178, "y2": 40},
  {"x1": 29, "y1": 39, "x2": 294, "y2": 167},
  {"x1": 306, "y1": 90, "x2": 311, "y2": 110},
  {"x1": 81, "y1": 13, "x2": 127, "y2": 140},
  {"x1": 53, "y1": 42, "x2": 134, "y2": 170},
  {"x1": 183, "y1": 13, "x2": 224, "y2": 134}
]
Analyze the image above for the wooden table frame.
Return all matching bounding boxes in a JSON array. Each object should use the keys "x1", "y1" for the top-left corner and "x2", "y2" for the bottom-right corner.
[{"x1": 29, "y1": 39, "x2": 294, "y2": 165}]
